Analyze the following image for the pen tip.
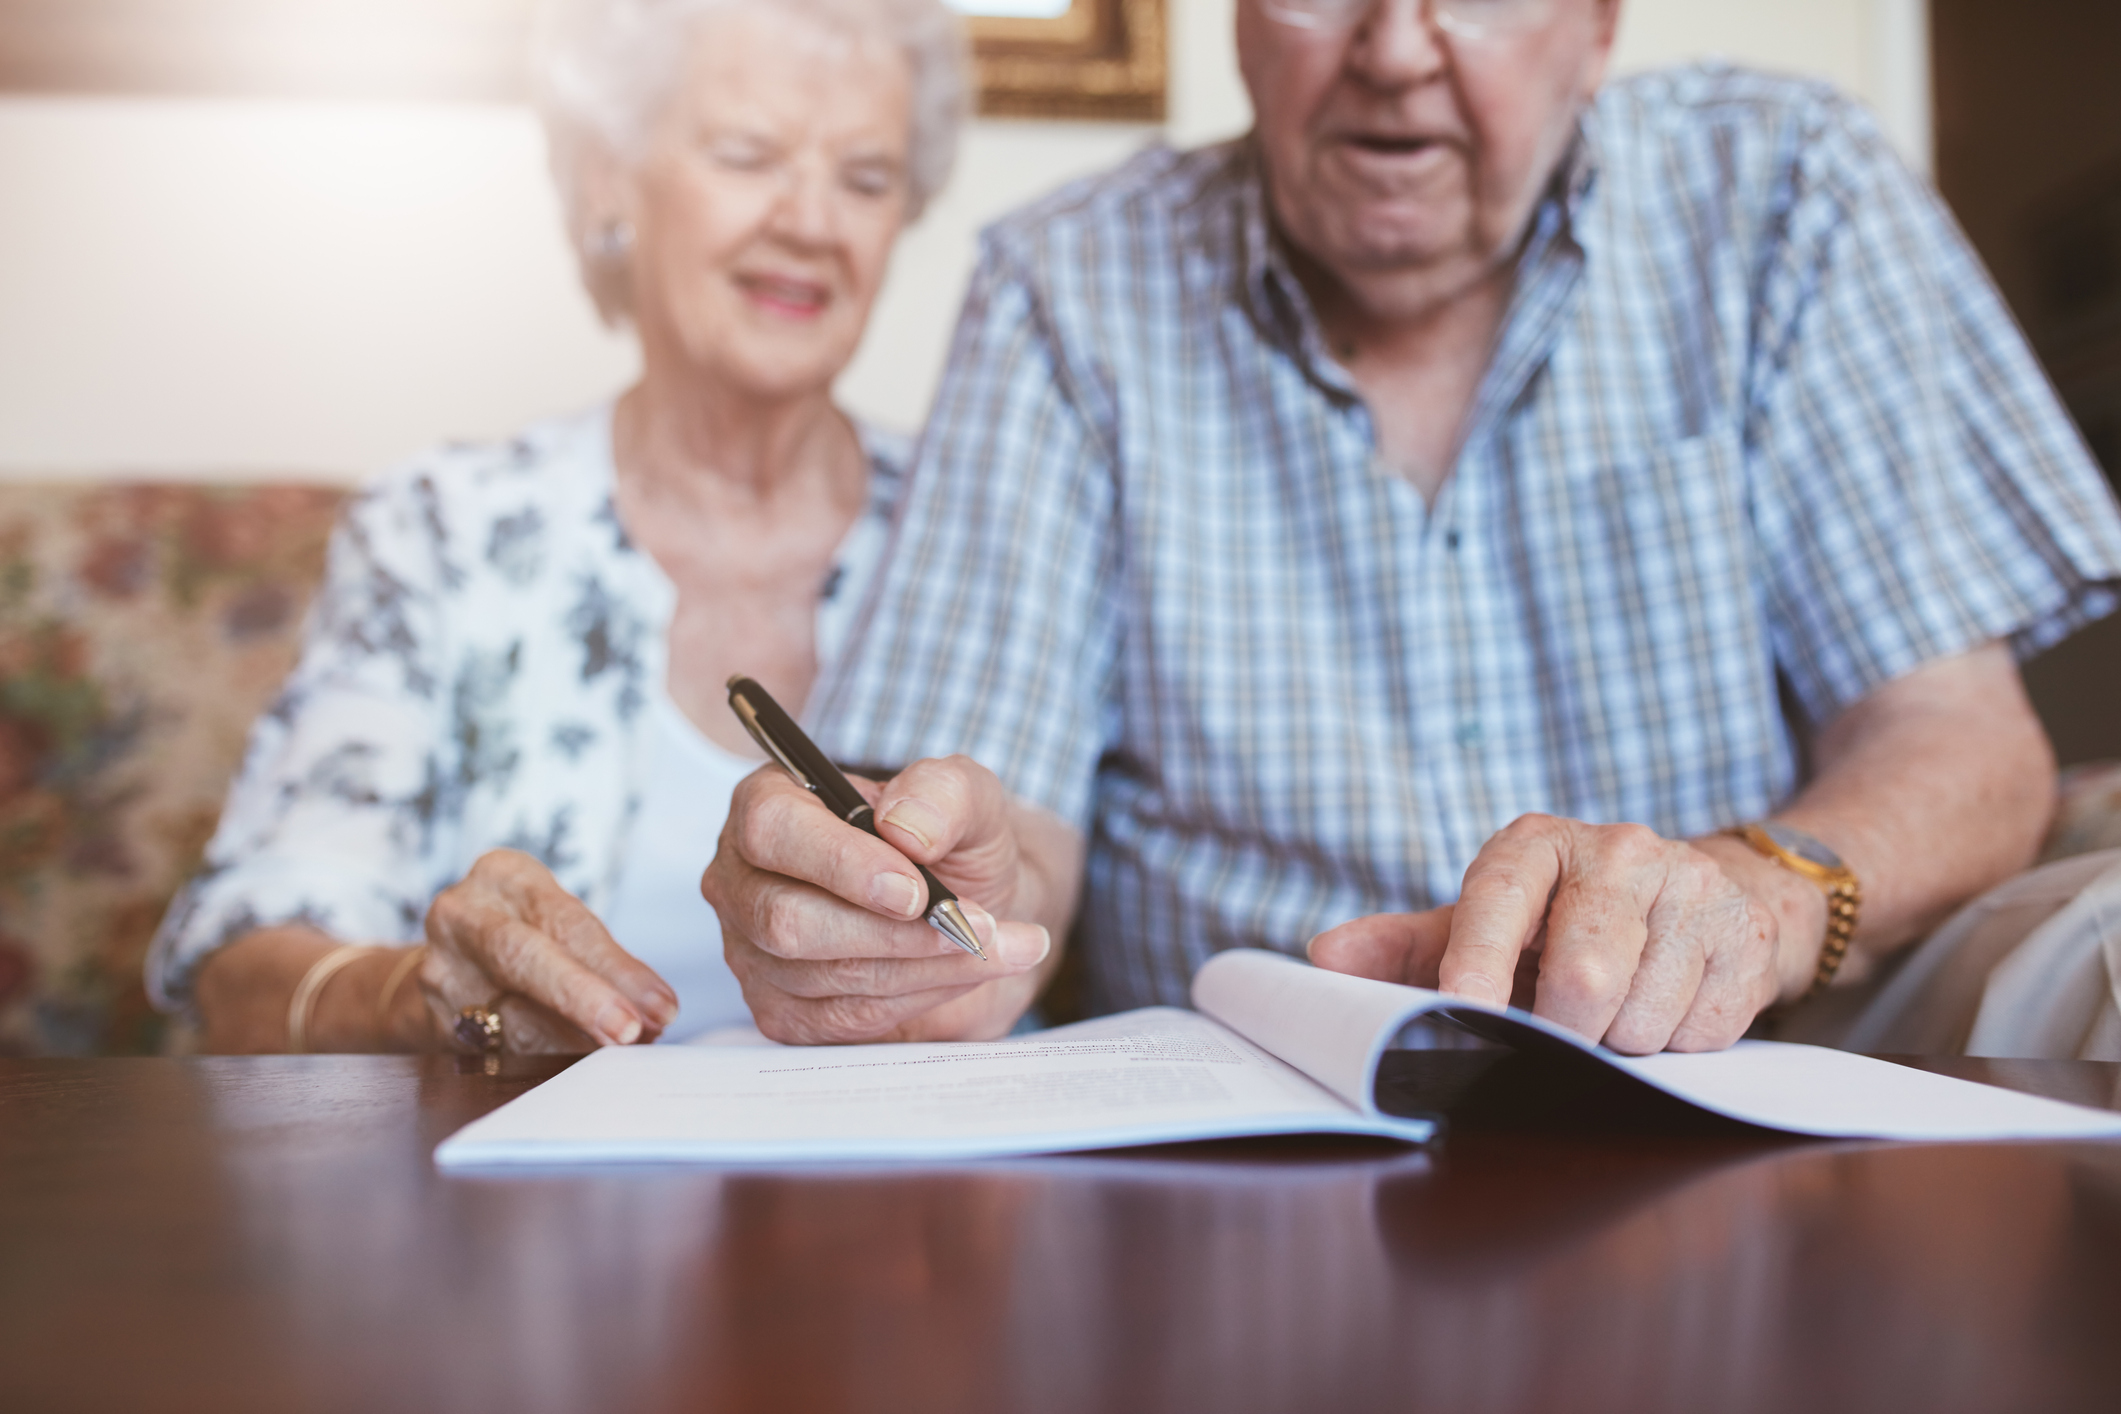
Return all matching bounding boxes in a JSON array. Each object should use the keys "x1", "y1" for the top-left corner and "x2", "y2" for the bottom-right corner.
[{"x1": 930, "y1": 901, "x2": 988, "y2": 961}]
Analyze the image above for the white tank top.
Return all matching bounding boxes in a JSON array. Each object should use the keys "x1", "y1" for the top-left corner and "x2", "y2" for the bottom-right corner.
[{"x1": 598, "y1": 693, "x2": 761, "y2": 1042}]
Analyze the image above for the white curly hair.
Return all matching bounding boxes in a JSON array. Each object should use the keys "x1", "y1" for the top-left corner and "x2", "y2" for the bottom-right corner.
[{"x1": 533, "y1": 0, "x2": 968, "y2": 325}]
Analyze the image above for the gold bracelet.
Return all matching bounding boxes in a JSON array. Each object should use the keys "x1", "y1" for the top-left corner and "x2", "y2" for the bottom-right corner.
[
  {"x1": 1809, "y1": 877, "x2": 1864, "y2": 1000},
  {"x1": 374, "y1": 946, "x2": 428, "y2": 1037},
  {"x1": 286, "y1": 944, "x2": 375, "y2": 1054}
]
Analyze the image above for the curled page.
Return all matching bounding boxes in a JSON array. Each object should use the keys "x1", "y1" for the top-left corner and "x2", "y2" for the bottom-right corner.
[
  {"x1": 1193, "y1": 950, "x2": 2121, "y2": 1143},
  {"x1": 1191, "y1": 949, "x2": 1438, "y2": 1115}
]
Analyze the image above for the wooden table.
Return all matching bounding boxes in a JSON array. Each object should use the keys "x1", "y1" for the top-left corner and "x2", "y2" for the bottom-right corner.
[{"x1": 6, "y1": 1054, "x2": 2121, "y2": 1414}]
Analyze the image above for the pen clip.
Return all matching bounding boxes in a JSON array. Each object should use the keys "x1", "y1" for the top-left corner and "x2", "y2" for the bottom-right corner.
[{"x1": 730, "y1": 690, "x2": 816, "y2": 793}]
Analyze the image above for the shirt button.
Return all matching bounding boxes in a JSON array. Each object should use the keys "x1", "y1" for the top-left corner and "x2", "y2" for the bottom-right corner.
[
  {"x1": 1456, "y1": 719, "x2": 1482, "y2": 747},
  {"x1": 1445, "y1": 530, "x2": 1462, "y2": 550}
]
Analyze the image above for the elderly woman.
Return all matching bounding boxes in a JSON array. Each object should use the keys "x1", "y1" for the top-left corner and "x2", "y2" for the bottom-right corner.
[{"x1": 145, "y1": 0, "x2": 969, "y2": 1053}]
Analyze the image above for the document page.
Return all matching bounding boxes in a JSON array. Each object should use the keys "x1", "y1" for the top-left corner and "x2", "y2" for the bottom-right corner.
[
  {"x1": 1196, "y1": 950, "x2": 2121, "y2": 1143},
  {"x1": 436, "y1": 1007, "x2": 1439, "y2": 1167},
  {"x1": 1193, "y1": 949, "x2": 1440, "y2": 1112},
  {"x1": 1618, "y1": 1042, "x2": 2121, "y2": 1142}
]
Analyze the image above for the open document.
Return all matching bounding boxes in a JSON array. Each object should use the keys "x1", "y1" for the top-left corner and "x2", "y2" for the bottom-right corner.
[{"x1": 435, "y1": 950, "x2": 2121, "y2": 1167}]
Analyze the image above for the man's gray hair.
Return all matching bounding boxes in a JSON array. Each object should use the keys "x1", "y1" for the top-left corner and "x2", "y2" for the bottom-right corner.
[{"x1": 534, "y1": 0, "x2": 968, "y2": 325}]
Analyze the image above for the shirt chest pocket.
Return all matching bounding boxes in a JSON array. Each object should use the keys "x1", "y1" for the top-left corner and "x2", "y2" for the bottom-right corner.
[
  {"x1": 1505, "y1": 427, "x2": 1781, "y2": 817},
  {"x1": 1551, "y1": 428, "x2": 1754, "y2": 614}
]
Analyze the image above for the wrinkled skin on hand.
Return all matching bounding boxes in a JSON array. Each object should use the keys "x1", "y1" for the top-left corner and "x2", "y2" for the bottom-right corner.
[
  {"x1": 1310, "y1": 814, "x2": 1783, "y2": 1054},
  {"x1": 704, "y1": 756, "x2": 1059, "y2": 1045},
  {"x1": 422, "y1": 848, "x2": 680, "y2": 1054}
]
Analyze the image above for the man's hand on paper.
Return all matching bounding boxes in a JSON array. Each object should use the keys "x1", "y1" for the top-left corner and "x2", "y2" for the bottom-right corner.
[
  {"x1": 706, "y1": 756, "x2": 1080, "y2": 1044},
  {"x1": 424, "y1": 848, "x2": 681, "y2": 1053},
  {"x1": 1308, "y1": 816, "x2": 1818, "y2": 1054}
]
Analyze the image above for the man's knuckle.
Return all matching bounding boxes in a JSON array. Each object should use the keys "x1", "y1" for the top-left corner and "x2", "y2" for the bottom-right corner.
[
  {"x1": 939, "y1": 755, "x2": 988, "y2": 790},
  {"x1": 751, "y1": 1000, "x2": 810, "y2": 1045},
  {"x1": 1546, "y1": 954, "x2": 1621, "y2": 1004},
  {"x1": 757, "y1": 888, "x2": 809, "y2": 951},
  {"x1": 739, "y1": 793, "x2": 789, "y2": 852},
  {"x1": 1672, "y1": 1011, "x2": 1748, "y2": 1054},
  {"x1": 826, "y1": 830, "x2": 879, "y2": 883},
  {"x1": 817, "y1": 993, "x2": 888, "y2": 1040},
  {"x1": 1603, "y1": 1018, "x2": 1661, "y2": 1056},
  {"x1": 820, "y1": 956, "x2": 882, "y2": 996},
  {"x1": 699, "y1": 858, "x2": 729, "y2": 910},
  {"x1": 897, "y1": 755, "x2": 951, "y2": 791},
  {"x1": 1687, "y1": 860, "x2": 1730, "y2": 902},
  {"x1": 743, "y1": 790, "x2": 808, "y2": 857},
  {"x1": 1498, "y1": 814, "x2": 1555, "y2": 844},
  {"x1": 1461, "y1": 869, "x2": 1527, "y2": 907},
  {"x1": 1602, "y1": 823, "x2": 1662, "y2": 864}
]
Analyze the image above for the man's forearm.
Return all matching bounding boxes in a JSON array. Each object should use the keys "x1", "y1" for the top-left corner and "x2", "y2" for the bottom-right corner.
[{"x1": 1739, "y1": 643, "x2": 2055, "y2": 991}]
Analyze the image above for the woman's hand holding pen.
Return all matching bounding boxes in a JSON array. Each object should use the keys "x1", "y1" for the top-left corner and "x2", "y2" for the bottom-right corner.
[{"x1": 706, "y1": 756, "x2": 1082, "y2": 1043}]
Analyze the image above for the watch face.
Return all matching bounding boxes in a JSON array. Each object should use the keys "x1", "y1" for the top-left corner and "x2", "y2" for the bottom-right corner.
[{"x1": 1762, "y1": 821, "x2": 1843, "y2": 870}]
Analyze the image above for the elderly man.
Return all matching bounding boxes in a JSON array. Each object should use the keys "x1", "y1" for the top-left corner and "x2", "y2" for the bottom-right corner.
[{"x1": 703, "y1": 0, "x2": 2121, "y2": 1053}]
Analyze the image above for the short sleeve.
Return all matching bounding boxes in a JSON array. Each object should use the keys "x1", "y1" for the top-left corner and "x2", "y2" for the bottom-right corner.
[
  {"x1": 145, "y1": 472, "x2": 463, "y2": 1012},
  {"x1": 811, "y1": 243, "x2": 1123, "y2": 833},
  {"x1": 1744, "y1": 97, "x2": 2121, "y2": 725}
]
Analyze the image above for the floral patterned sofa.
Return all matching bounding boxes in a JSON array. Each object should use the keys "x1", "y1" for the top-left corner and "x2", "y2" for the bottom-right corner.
[
  {"x1": 2, "y1": 479, "x2": 2119, "y2": 1056},
  {"x1": 0, "y1": 482, "x2": 345, "y2": 1054}
]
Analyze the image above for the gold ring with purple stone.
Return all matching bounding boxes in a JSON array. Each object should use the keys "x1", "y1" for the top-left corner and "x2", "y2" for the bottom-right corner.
[{"x1": 453, "y1": 1000, "x2": 505, "y2": 1055}]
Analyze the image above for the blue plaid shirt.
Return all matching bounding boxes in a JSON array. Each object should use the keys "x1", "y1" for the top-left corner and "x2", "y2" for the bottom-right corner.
[{"x1": 815, "y1": 65, "x2": 2121, "y2": 1014}]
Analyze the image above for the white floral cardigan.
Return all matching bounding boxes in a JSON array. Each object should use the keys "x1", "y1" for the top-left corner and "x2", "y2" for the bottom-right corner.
[{"x1": 147, "y1": 406, "x2": 904, "y2": 1013}]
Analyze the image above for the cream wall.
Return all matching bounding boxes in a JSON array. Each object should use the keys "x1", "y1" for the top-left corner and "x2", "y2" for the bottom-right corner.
[{"x1": 0, "y1": 0, "x2": 1928, "y2": 481}]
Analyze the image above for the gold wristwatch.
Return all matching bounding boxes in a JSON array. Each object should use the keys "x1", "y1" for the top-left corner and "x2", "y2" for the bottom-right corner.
[{"x1": 1723, "y1": 821, "x2": 1863, "y2": 1002}]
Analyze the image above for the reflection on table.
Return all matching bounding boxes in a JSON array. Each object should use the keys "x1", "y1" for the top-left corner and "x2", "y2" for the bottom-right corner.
[{"x1": 5, "y1": 1055, "x2": 2121, "y2": 1414}]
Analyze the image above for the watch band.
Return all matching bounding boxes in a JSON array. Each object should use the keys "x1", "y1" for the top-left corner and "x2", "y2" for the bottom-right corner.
[{"x1": 1723, "y1": 823, "x2": 1863, "y2": 1003}]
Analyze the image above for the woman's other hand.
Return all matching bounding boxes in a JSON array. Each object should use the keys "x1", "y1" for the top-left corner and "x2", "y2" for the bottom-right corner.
[{"x1": 421, "y1": 849, "x2": 679, "y2": 1054}]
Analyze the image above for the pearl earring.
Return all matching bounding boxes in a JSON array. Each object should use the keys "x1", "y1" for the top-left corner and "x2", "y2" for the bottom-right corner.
[{"x1": 592, "y1": 221, "x2": 635, "y2": 262}]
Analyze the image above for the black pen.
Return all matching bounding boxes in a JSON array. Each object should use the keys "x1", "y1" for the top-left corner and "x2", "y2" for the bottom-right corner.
[{"x1": 725, "y1": 676, "x2": 988, "y2": 961}]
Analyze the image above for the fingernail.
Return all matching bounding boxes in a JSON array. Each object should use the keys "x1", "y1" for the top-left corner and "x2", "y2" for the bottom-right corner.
[
  {"x1": 879, "y1": 798, "x2": 945, "y2": 853},
  {"x1": 959, "y1": 900, "x2": 999, "y2": 953},
  {"x1": 598, "y1": 1002, "x2": 644, "y2": 1046},
  {"x1": 868, "y1": 872, "x2": 923, "y2": 919},
  {"x1": 1304, "y1": 933, "x2": 1323, "y2": 962},
  {"x1": 1000, "y1": 923, "x2": 1051, "y2": 969},
  {"x1": 647, "y1": 990, "x2": 679, "y2": 1028}
]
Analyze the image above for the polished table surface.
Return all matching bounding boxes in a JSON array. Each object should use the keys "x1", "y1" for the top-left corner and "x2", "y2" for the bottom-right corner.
[{"x1": 7, "y1": 1053, "x2": 2121, "y2": 1414}]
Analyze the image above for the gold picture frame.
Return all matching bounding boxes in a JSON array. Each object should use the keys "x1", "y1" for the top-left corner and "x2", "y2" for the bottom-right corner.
[
  {"x1": 0, "y1": 0, "x2": 1168, "y2": 122},
  {"x1": 959, "y1": 0, "x2": 1166, "y2": 123}
]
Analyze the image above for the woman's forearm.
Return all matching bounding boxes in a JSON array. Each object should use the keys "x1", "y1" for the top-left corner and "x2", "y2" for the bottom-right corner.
[{"x1": 193, "y1": 927, "x2": 433, "y2": 1054}]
